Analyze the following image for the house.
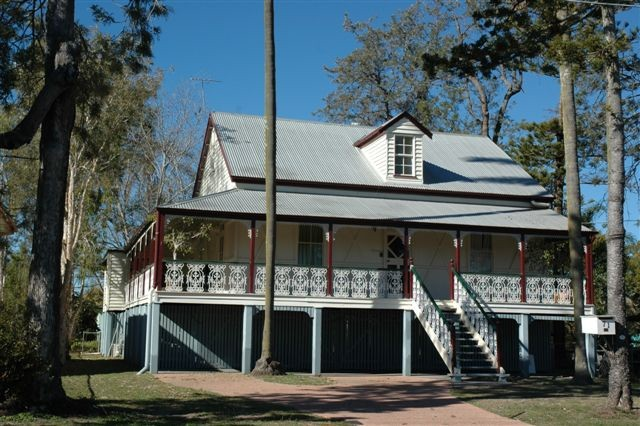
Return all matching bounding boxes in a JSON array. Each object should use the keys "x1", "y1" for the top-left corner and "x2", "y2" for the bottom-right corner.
[{"x1": 100, "y1": 111, "x2": 597, "y2": 378}]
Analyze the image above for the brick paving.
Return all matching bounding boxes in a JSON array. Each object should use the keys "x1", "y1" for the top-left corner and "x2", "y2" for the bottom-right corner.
[{"x1": 157, "y1": 373, "x2": 523, "y2": 425}]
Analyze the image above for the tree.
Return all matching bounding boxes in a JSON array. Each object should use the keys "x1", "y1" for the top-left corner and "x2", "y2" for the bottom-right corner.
[
  {"x1": 0, "y1": 0, "x2": 168, "y2": 406},
  {"x1": 320, "y1": 1, "x2": 522, "y2": 143},
  {"x1": 508, "y1": 118, "x2": 565, "y2": 212},
  {"x1": 601, "y1": 4, "x2": 632, "y2": 411},
  {"x1": 556, "y1": 5, "x2": 591, "y2": 384},
  {"x1": 252, "y1": 0, "x2": 283, "y2": 376}
]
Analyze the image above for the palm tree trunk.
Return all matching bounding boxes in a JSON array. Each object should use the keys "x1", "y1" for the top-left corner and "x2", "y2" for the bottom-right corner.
[
  {"x1": 602, "y1": 5, "x2": 632, "y2": 411},
  {"x1": 252, "y1": 0, "x2": 283, "y2": 375},
  {"x1": 558, "y1": 7, "x2": 590, "y2": 385}
]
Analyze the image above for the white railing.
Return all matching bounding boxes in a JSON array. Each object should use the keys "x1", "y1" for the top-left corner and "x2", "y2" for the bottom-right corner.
[
  {"x1": 125, "y1": 265, "x2": 154, "y2": 304},
  {"x1": 161, "y1": 261, "x2": 406, "y2": 299},
  {"x1": 333, "y1": 268, "x2": 403, "y2": 298},
  {"x1": 255, "y1": 265, "x2": 327, "y2": 296},
  {"x1": 164, "y1": 261, "x2": 248, "y2": 294},
  {"x1": 411, "y1": 267, "x2": 453, "y2": 372},
  {"x1": 526, "y1": 276, "x2": 573, "y2": 305},
  {"x1": 462, "y1": 273, "x2": 521, "y2": 303},
  {"x1": 454, "y1": 272, "x2": 498, "y2": 362},
  {"x1": 462, "y1": 273, "x2": 574, "y2": 305}
]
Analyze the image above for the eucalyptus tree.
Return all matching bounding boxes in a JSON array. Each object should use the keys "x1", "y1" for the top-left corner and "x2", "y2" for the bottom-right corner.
[
  {"x1": 0, "y1": 0, "x2": 168, "y2": 405},
  {"x1": 320, "y1": 0, "x2": 522, "y2": 143}
]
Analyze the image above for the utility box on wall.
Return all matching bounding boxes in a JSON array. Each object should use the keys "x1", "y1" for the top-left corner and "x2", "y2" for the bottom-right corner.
[{"x1": 581, "y1": 315, "x2": 616, "y2": 335}]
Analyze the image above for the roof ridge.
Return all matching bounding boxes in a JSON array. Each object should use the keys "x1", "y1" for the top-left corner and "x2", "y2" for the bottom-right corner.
[
  {"x1": 432, "y1": 131, "x2": 486, "y2": 138},
  {"x1": 211, "y1": 111, "x2": 376, "y2": 129}
]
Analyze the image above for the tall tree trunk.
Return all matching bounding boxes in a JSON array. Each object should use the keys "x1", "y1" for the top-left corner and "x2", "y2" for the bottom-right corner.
[
  {"x1": 558, "y1": 8, "x2": 590, "y2": 385},
  {"x1": 602, "y1": 5, "x2": 632, "y2": 411},
  {"x1": 0, "y1": 243, "x2": 6, "y2": 302},
  {"x1": 26, "y1": 0, "x2": 77, "y2": 405},
  {"x1": 252, "y1": 0, "x2": 283, "y2": 376}
]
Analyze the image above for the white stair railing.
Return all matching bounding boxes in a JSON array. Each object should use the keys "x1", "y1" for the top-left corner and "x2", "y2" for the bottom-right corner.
[
  {"x1": 453, "y1": 270, "x2": 498, "y2": 368},
  {"x1": 411, "y1": 266, "x2": 454, "y2": 373}
]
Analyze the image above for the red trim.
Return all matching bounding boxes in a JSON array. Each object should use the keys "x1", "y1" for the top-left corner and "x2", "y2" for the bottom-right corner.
[
  {"x1": 192, "y1": 116, "x2": 215, "y2": 197},
  {"x1": 192, "y1": 114, "x2": 235, "y2": 198},
  {"x1": 520, "y1": 234, "x2": 527, "y2": 303},
  {"x1": 231, "y1": 175, "x2": 555, "y2": 204},
  {"x1": 327, "y1": 224, "x2": 334, "y2": 296},
  {"x1": 353, "y1": 111, "x2": 433, "y2": 148},
  {"x1": 152, "y1": 212, "x2": 165, "y2": 289},
  {"x1": 455, "y1": 231, "x2": 461, "y2": 272},
  {"x1": 449, "y1": 259, "x2": 455, "y2": 300},
  {"x1": 403, "y1": 227, "x2": 410, "y2": 299},
  {"x1": 585, "y1": 241, "x2": 594, "y2": 305},
  {"x1": 248, "y1": 220, "x2": 256, "y2": 293}
]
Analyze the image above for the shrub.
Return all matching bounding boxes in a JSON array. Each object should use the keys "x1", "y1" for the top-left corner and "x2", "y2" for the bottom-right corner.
[{"x1": 0, "y1": 301, "x2": 42, "y2": 409}]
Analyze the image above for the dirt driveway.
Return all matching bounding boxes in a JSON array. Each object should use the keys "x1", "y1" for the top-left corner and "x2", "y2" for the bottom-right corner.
[{"x1": 157, "y1": 373, "x2": 523, "y2": 425}]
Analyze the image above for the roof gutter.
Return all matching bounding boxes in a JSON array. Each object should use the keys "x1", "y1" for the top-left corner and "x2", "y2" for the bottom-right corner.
[{"x1": 230, "y1": 176, "x2": 555, "y2": 204}]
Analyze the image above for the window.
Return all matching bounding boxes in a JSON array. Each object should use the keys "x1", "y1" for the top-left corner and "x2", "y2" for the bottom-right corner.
[
  {"x1": 394, "y1": 135, "x2": 414, "y2": 176},
  {"x1": 469, "y1": 234, "x2": 493, "y2": 273},
  {"x1": 298, "y1": 225, "x2": 323, "y2": 266}
]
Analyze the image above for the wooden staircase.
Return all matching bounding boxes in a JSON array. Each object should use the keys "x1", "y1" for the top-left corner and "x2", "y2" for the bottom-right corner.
[{"x1": 443, "y1": 309, "x2": 508, "y2": 383}]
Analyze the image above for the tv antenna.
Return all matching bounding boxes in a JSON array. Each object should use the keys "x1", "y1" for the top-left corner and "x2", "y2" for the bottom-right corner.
[{"x1": 190, "y1": 77, "x2": 221, "y2": 112}]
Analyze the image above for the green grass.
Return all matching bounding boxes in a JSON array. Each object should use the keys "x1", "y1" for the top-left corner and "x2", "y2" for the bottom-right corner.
[
  {"x1": 0, "y1": 355, "x2": 338, "y2": 425},
  {"x1": 257, "y1": 374, "x2": 334, "y2": 386},
  {"x1": 451, "y1": 377, "x2": 640, "y2": 425}
]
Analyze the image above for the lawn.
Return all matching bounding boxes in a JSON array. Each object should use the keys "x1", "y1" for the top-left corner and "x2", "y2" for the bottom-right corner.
[
  {"x1": 451, "y1": 377, "x2": 640, "y2": 425},
  {"x1": 0, "y1": 355, "x2": 336, "y2": 425}
]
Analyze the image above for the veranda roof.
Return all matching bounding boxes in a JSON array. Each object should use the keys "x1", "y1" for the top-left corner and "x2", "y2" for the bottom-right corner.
[{"x1": 160, "y1": 189, "x2": 591, "y2": 236}]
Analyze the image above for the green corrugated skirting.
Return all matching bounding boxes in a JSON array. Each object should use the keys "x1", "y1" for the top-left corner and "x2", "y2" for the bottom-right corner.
[{"x1": 159, "y1": 304, "x2": 242, "y2": 371}]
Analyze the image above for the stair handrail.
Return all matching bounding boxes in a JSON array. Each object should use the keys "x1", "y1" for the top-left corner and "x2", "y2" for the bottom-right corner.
[
  {"x1": 453, "y1": 268, "x2": 498, "y2": 361},
  {"x1": 410, "y1": 266, "x2": 454, "y2": 361}
]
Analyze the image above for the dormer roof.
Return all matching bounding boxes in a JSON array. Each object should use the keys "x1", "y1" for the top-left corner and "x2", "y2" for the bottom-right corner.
[{"x1": 353, "y1": 111, "x2": 433, "y2": 148}]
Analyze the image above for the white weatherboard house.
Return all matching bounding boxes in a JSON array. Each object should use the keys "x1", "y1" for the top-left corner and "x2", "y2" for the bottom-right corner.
[{"x1": 100, "y1": 111, "x2": 597, "y2": 378}]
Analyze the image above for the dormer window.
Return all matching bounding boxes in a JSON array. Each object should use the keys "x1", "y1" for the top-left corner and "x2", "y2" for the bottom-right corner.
[{"x1": 394, "y1": 135, "x2": 414, "y2": 176}]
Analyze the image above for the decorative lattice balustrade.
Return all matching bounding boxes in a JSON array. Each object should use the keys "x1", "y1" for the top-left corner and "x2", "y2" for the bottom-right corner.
[
  {"x1": 525, "y1": 276, "x2": 573, "y2": 304},
  {"x1": 332, "y1": 268, "x2": 403, "y2": 298},
  {"x1": 461, "y1": 272, "x2": 573, "y2": 305},
  {"x1": 462, "y1": 273, "x2": 522, "y2": 303},
  {"x1": 162, "y1": 261, "x2": 405, "y2": 299},
  {"x1": 164, "y1": 261, "x2": 248, "y2": 294},
  {"x1": 254, "y1": 265, "x2": 328, "y2": 296}
]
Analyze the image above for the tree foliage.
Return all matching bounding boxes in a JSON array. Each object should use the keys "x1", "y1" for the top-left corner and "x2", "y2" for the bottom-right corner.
[{"x1": 319, "y1": 0, "x2": 523, "y2": 143}]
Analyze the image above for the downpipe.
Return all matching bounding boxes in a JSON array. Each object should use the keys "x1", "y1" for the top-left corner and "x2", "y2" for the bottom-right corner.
[{"x1": 137, "y1": 289, "x2": 156, "y2": 375}]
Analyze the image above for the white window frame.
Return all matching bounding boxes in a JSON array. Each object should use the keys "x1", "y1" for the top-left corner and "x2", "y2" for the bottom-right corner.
[{"x1": 394, "y1": 134, "x2": 415, "y2": 177}]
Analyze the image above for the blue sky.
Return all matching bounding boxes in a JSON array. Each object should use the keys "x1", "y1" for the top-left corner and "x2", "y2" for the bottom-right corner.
[{"x1": 77, "y1": 0, "x2": 639, "y2": 238}]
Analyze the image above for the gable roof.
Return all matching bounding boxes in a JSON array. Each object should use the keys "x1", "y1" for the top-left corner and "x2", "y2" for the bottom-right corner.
[
  {"x1": 194, "y1": 111, "x2": 552, "y2": 201},
  {"x1": 353, "y1": 111, "x2": 433, "y2": 148}
]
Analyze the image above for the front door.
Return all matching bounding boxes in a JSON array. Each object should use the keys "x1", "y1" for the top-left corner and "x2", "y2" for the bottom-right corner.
[{"x1": 384, "y1": 233, "x2": 404, "y2": 270}]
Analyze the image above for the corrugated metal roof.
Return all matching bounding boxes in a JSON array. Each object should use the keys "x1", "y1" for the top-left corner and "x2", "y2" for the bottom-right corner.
[
  {"x1": 211, "y1": 112, "x2": 550, "y2": 198},
  {"x1": 160, "y1": 189, "x2": 584, "y2": 234}
]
